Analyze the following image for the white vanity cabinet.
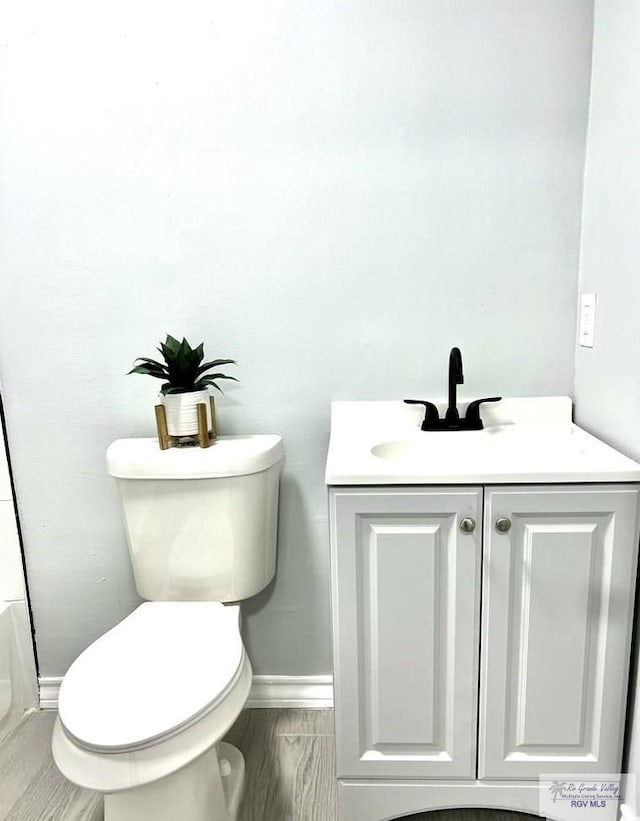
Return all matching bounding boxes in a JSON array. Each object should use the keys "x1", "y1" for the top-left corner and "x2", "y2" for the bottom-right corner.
[
  {"x1": 479, "y1": 485, "x2": 639, "y2": 780},
  {"x1": 329, "y1": 483, "x2": 640, "y2": 817},
  {"x1": 330, "y1": 487, "x2": 483, "y2": 780}
]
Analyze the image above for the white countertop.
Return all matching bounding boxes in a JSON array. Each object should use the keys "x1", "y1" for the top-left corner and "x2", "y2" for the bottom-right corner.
[{"x1": 325, "y1": 397, "x2": 640, "y2": 485}]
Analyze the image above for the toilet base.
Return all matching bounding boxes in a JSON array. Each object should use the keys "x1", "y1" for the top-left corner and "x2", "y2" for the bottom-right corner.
[{"x1": 104, "y1": 741, "x2": 245, "y2": 821}]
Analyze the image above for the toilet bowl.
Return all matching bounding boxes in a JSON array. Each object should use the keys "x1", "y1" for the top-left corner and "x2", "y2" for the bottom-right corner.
[
  {"x1": 52, "y1": 435, "x2": 283, "y2": 821},
  {"x1": 52, "y1": 602, "x2": 252, "y2": 821}
]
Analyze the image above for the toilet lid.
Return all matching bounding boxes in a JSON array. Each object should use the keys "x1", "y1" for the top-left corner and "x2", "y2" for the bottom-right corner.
[{"x1": 58, "y1": 602, "x2": 244, "y2": 752}]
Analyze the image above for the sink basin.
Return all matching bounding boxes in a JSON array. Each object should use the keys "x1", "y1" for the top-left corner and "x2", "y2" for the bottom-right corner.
[
  {"x1": 372, "y1": 430, "x2": 498, "y2": 463},
  {"x1": 370, "y1": 425, "x2": 584, "y2": 465},
  {"x1": 372, "y1": 434, "x2": 489, "y2": 463},
  {"x1": 325, "y1": 398, "x2": 640, "y2": 485}
]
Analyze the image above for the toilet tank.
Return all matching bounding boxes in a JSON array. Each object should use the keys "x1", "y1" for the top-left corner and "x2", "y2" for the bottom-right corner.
[{"x1": 106, "y1": 436, "x2": 283, "y2": 602}]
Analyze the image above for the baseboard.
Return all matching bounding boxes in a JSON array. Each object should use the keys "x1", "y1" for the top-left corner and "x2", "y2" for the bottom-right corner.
[
  {"x1": 39, "y1": 677, "x2": 61, "y2": 710},
  {"x1": 246, "y1": 676, "x2": 333, "y2": 708},
  {"x1": 39, "y1": 674, "x2": 333, "y2": 711}
]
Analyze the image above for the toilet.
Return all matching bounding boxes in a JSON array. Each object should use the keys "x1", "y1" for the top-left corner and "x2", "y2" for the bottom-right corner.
[{"x1": 52, "y1": 434, "x2": 283, "y2": 821}]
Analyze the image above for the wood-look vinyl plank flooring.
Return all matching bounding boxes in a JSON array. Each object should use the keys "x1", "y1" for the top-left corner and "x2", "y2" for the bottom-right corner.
[
  {"x1": 0, "y1": 710, "x2": 540, "y2": 821},
  {"x1": 0, "y1": 711, "x2": 101, "y2": 821},
  {"x1": 226, "y1": 709, "x2": 336, "y2": 821}
]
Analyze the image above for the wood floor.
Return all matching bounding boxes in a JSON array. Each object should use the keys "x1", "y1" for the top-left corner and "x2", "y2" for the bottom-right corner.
[{"x1": 0, "y1": 709, "x2": 540, "y2": 821}]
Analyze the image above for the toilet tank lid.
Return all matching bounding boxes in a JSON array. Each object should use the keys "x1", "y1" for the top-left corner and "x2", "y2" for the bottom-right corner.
[{"x1": 107, "y1": 434, "x2": 283, "y2": 479}]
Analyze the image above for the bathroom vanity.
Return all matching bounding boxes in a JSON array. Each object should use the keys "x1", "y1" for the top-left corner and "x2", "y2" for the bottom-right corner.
[{"x1": 325, "y1": 398, "x2": 640, "y2": 821}]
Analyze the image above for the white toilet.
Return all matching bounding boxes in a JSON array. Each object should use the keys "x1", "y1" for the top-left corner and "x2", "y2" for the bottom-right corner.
[{"x1": 52, "y1": 434, "x2": 283, "y2": 821}]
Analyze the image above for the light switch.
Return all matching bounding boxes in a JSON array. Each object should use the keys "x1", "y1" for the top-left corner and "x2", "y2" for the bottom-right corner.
[{"x1": 579, "y1": 293, "x2": 596, "y2": 348}]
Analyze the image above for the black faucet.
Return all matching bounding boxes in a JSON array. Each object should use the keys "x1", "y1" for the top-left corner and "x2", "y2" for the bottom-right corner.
[
  {"x1": 446, "y1": 346, "x2": 464, "y2": 424},
  {"x1": 404, "y1": 347, "x2": 501, "y2": 431}
]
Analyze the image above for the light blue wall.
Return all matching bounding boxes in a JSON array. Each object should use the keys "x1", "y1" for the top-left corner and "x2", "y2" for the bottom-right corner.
[
  {"x1": 0, "y1": 0, "x2": 593, "y2": 677},
  {"x1": 574, "y1": 0, "x2": 640, "y2": 459},
  {"x1": 573, "y1": 0, "x2": 640, "y2": 811}
]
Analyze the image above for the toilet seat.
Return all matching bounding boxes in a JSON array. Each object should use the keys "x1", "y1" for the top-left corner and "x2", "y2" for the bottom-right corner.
[
  {"x1": 53, "y1": 651, "x2": 252, "y2": 794},
  {"x1": 58, "y1": 602, "x2": 243, "y2": 753}
]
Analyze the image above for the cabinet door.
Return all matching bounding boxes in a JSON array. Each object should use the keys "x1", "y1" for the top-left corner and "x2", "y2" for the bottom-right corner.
[
  {"x1": 479, "y1": 485, "x2": 640, "y2": 780},
  {"x1": 330, "y1": 487, "x2": 482, "y2": 779}
]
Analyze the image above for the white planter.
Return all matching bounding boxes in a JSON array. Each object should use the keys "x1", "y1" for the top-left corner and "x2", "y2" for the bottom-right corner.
[{"x1": 161, "y1": 390, "x2": 213, "y2": 437}]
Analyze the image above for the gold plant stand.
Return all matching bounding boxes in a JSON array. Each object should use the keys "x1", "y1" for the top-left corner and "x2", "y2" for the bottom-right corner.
[{"x1": 154, "y1": 397, "x2": 218, "y2": 450}]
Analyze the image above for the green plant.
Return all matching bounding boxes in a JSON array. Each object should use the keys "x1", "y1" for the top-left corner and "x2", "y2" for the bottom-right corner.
[{"x1": 128, "y1": 334, "x2": 238, "y2": 395}]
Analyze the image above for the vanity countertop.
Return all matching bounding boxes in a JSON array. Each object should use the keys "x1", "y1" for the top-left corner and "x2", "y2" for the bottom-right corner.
[{"x1": 325, "y1": 397, "x2": 640, "y2": 485}]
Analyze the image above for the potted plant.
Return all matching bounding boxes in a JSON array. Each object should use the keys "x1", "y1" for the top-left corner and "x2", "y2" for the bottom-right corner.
[{"x1": 128, "y1": 335, "x2": 237, "y2": 438}]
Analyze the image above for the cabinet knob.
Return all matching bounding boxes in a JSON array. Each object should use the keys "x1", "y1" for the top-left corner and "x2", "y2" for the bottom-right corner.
[
  {"x1": 460, "y1": 517, "x2": 476, "y2": 533},
  {"x1": 495, "y1": 517, "x2": 512, "y2": 533}
]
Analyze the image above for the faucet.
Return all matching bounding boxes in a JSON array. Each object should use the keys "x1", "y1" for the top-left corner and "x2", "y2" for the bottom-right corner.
[
  {"x1": 404, "y1": 347, "x2": 501, "y2": 431},
  {"x1": 446, "y1": 346, "x2": 464, "y2": 424}
]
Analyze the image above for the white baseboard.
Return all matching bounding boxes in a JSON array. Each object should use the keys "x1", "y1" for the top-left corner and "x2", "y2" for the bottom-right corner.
[
  {"x1": 39, "y1": 677, "x2": 62, "y2": 710},
  {"x1": 39, "y1": 674, "x2": 333, "y2": 711},
  {"x1": 246, "y1": 676, "x2": 333, "y2": 708}
]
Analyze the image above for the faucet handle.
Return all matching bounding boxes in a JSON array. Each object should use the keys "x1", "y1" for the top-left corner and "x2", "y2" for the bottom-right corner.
[
  {"x1": 464, "y1": 397, "x2": 502, "y2": 429},
  {"x1": 404, "y1": 399, "x2": 441, "y2": 430}
]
